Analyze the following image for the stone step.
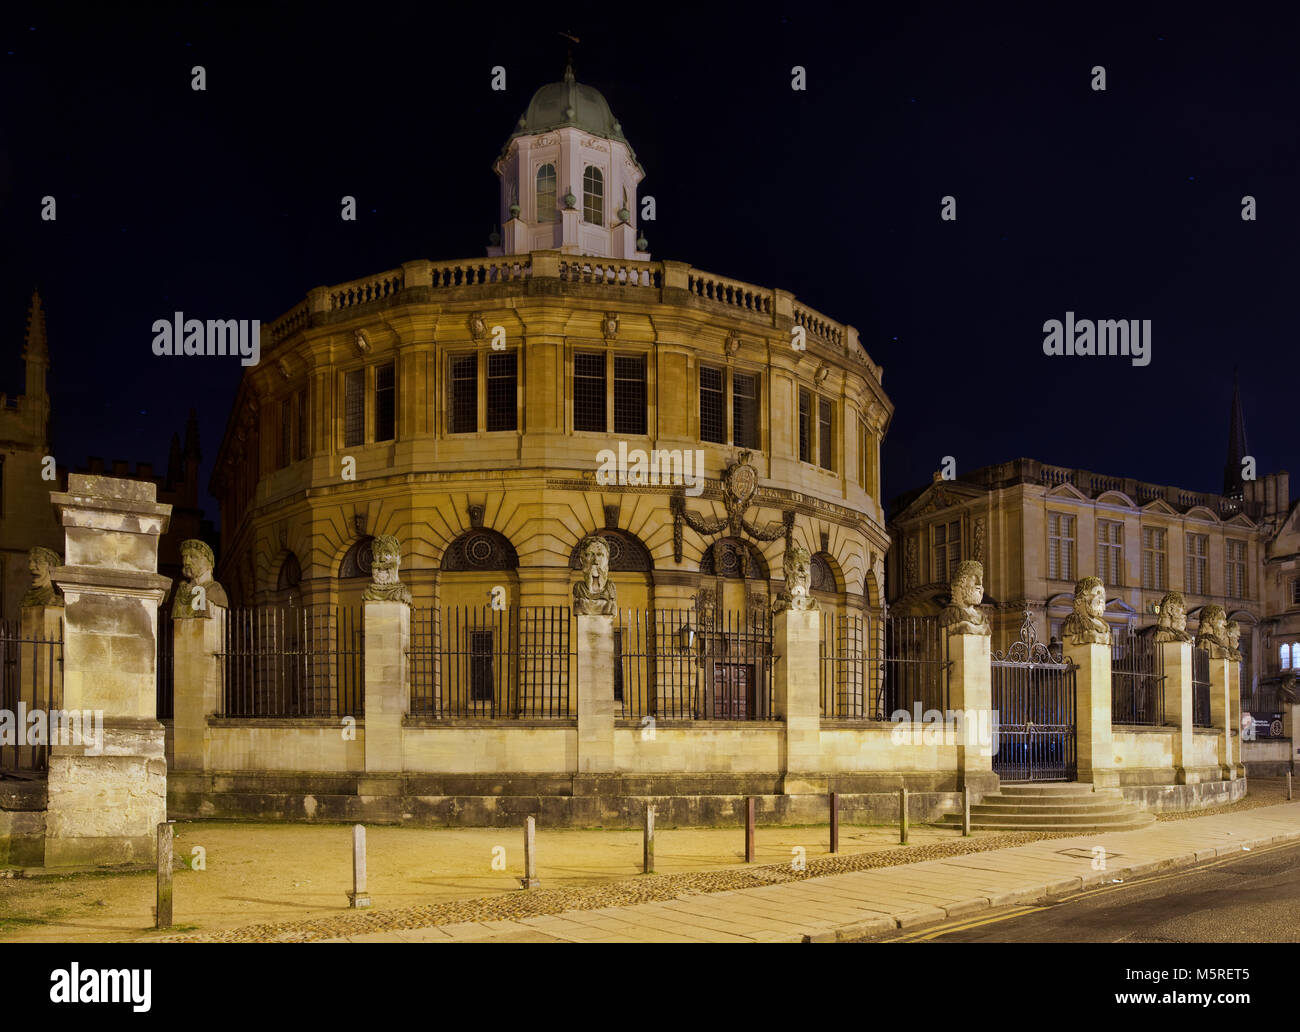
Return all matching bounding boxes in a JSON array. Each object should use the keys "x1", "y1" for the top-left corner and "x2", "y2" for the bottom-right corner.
[
  {"x1": 968, "y1": 800, "x2": 1138, "y2": 814},
  {"x1": 945, "y1": 816, "x2": 1155, "y2": 832},
  {"x1": 997, "y1": 783, "x2": 1118, "y2": 796},
  {"x1": 942, "y1": 809, "x2": 1150, "y2": 827}
]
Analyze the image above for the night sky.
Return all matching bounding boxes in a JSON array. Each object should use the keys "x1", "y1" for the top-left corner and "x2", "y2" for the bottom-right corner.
[{"x1": 2, "y1": 2, "x2": 1295, "y2": 528}]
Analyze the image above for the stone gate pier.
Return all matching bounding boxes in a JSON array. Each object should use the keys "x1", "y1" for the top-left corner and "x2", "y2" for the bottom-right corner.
[{"x1": 46, "y1": 474, "x2": 172, "y2": 866}]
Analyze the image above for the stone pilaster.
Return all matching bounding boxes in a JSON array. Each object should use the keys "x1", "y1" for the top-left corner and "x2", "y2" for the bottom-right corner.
[
  {"x1": 773, "y1": 609, "x2": 822, "y2": 794},
  {"x1": 1208, "y1": 654, "x2": 1236, "y2": 780},
  {"x1": 575, "y1": 614, "x2": 615, "y2": 774},
  {"x1": 1062, "y1": 640, "x2": 1118, "y2": 787},
  {"x1": 46, "y1": 474, "x2": 172, "y2": 866},
  {"x1": 948, "y1": 630, "x2": 998, "y2": 795},
  {"x1": 1228, "y1": 659, "x2": 1247, "y2": 779},
  {"x1": 363, "y1": 600, "x2": 410, "y2": 773},
  {"x1": 172, "y1": 610, "x2": 225, "y2": 771},
  {"x1": 1160, "y1": 640, "x2": 1196, "y2": 783}
]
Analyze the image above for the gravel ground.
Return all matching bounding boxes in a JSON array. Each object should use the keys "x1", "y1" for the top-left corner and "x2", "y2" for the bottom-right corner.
[{"x1": 131, "y1": 777, "x2": 1298, "y2": 943}]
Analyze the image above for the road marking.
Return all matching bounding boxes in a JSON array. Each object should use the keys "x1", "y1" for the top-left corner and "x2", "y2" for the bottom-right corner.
[{"x1": 882, "y1": 906, "x2": 1044, "y2": 942}]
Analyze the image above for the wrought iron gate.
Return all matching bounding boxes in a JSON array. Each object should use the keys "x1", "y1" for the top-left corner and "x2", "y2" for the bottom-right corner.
[{"x1": 991, "y1": 612, "x2": 1077, "y2": 782}]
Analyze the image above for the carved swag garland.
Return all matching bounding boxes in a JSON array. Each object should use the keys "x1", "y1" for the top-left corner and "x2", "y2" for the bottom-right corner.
[{"x1": 670, "y1": 450, "x2": 794, "y2": 563}]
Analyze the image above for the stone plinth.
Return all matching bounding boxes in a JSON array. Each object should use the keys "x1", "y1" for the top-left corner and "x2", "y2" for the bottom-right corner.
[
  {"x1": 1207, "y1": 654, "x2": 1236, "y2": 780},
  {"x1": 947, "y1": 630, "x2": 998, "y2": 795},
  {"x1": 363, "y1": 600, "x2": 410, "y2": 773},
  {"x1": 774, "y1": 609, "x2": 822, "y2": 793},
  {"x1": 46, "y1": 474, "x2": 172, "y2": 866},
  {"x1": 1063, "y1": 640, "x2": 1119, "y2": 788},
  {"x1": 172, "y1": 609, "x2": 225, "y2": 771},
  {"x1": 1227, "y1": 659, "x2": 1247, "y2": 779},
  {"x1": 1161, "y1": 640, "x2": 1197, "y2": 783},
  {"x1": 18, "y1": 605, "x2": 63, "y2": 771},
  {"x1": 576, "y1": 614, "x2": 614, "y2": 773}
]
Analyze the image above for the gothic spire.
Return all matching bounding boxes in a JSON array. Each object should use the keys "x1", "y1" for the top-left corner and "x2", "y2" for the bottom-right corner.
[
  {"x1": 23, "y1": 289, "x2": 47, "y2": 361},
  {"x1": 1223, "y1": 369, "x2": 1249, "y2": 497}
]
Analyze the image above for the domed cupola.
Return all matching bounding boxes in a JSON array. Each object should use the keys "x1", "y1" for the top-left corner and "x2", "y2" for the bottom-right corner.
[{"x1": 489, "y1": 61, "x2": 648, "y2": 261}]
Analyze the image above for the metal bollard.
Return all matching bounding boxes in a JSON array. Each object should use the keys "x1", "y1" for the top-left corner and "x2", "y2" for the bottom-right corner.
[
  {"x1": 156, "y1": 822, "x2": 174, "y2": 929},
  {"x1": 899, "y1": 787, "x2": 909, "y2": 845},
  {"x1": 521, "y1": 815, "x2": 540, "y2": 889},
  {"x1": 962, "y1": 786, "x2": 971, "y2": 837},
  {"x1": 348, "y1": 824, "x2": 371, "y2": 908},
  {"x1": 829, "y1": 791, "x2": 839, "y2": 854},
  {"x1": 745, "y1": 797, "x2": 756, "y2": 863},
  {"x1": 643, "y1": 805, "x2": 655, "y2": 874}
]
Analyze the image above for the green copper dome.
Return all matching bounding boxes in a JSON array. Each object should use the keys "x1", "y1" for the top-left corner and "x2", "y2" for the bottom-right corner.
[{"x1": 504, "y1": 62, "x2": 642, "y2": 170}]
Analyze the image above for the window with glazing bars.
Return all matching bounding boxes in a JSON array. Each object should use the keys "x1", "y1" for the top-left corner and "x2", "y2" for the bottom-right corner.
[
  {"x1": 296, "y1": 389, "x2": 308, "y2": 461},
  {"x1": 1185, "y1": 533, "x2": 1208, "y2": 595},
  {"x1": 536, "y1": 164, "x2": 557, "y2": 224},
  {"x1": 934, "y1": 520, "x2": 961, "y2": 581},
  {"x1": 280, "y1": 397, "x2": 292, "y2": 469},
  {"x1": 1048, "y1": 512, "x2": 1075, "y2": 581},
  {"x1": 487, "y1": 351, "x2": 517, "y2": 432},
  {"x1": 1292, "y1": 578, "x2": 1300, "y2": 607},
  {"x1": 732, "y1": 372, "x2": 758, "y2": 449},
  {"x1": 1142, "y1": 527, "x2": 1167, "y2": 590},
  {"x1": 818, "y1": 397, "x2": 833, "y2": 470},
  {"x1": 583, "y1": 166, "x2": 604, "y2": 225},
  {"x1": 449, "y1": 355, "x2": 477, "y2": 434},
  {"x1": 574, "y1": 352, "x2": 606, "y2": 432},
  {"x1": 700, "y1": 366, "x2": 725, "y2": 443},
  {"x1": 375, "y1": 362, "x2": 395, "y2": 441},
  {"x1": 1226, "y1": 539, "x2": 1247, "y2": 598},
  {"x1": 343, "y1": 369, "x2": 364, "y2": 447},
  {"x1": 1098, "y1": 519, "x2": 1123, "y2": 586},
  {"x1": 798, "y1": 389, "x2": 811, "y2": 462},
  {"x1": 613, "y1": 355, "x2": 647, "y2": 435}
]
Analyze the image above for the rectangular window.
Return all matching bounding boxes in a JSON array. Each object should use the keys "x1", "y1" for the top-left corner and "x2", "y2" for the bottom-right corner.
[
  {"x1": 1142, "y1": 527, "x2": 1167, "y2": 590},
  {"x1": 375, "y1": 362, "x2": 395, "y2": 442},
  {"x1": 1185, "y1": 533, "x2": 1208, "y2": 595},
  {"x1": 732, "y1": 372, "x2": 759, "y2": 449},
  {"x1": 574, "y1": 352, "x2": 606, "y2": 433},
  {"x1": 1048, "y1": 512, "x2": 1076, "y2": 581},
  {"x1": 1226, "y1": 539, "x2": 1247, "y2": 599},
  {"x1": 613, "y1": 355, "x2": 647, "y2": 436},
  {"x1": 470, "y1": 630, "x2": 494, "y2": 703},
  {"x1": 934, "y1": 520, "x2": 961, "y2": 582},
  {"x1": 818, "y1": 397, "x2": 833, "y2": 470},
  {"x1": 1098, "y1": 519, "x2": 1123, "y2": 587},
  {"x1": 279, "y1": 397, "x2": 292, "y2": 469},
  {"x1": 343, "y1": 369, "x2": 365, "y2": 447},
  {"x1": 449, "y1": 355, "x2": 478, "y2": 434},
  {"x1": 1292, "y1": 578, "x2": 1300, "y2": 607},
  {"x1": 296, "y1": 389, "x2": 308, "y2": 461},
  {"x1": 699, "y1": 366, "x2": 725, "y2": 444},
  {"x1": 798, "y1": 390, "x2": 811, "y2": 463},
  {"x1": 486, "y1": 351, "x2": 517, "y2": 432}
]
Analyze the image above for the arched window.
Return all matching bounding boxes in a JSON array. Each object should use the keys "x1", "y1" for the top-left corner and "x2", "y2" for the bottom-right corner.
[
  {"x1": 699, "y1": 539, "x2": 768, "y2": 580},
  {"x1": 440, "y1": 529, "x2": 519, "y2": 571},
  {"x1": 340, "y1": 537, "x2": 374, "y2": 579},
  {"x1": 535, "y1": 164, "x2": 557, "y2": 224},
  {"x1": 277, "y1": 552, "x2": 302, "y2": 591},
  {"x1": 583, "y1": 166, "x2": 604, "y2": 225},
  {"x1": 810, "y1": 553, "x2": 837, "y2": 593}
]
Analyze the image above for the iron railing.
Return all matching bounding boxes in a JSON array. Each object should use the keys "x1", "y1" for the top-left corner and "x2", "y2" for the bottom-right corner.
[
  {"x1": 1192, "y1": 646, "x2": 1211, "y2": 728},
  {"x1": 409, "y1": 606, "x2": 572, "y2": 718},
  {"x1": 219, "y1": 605, "x2": 363, "y2": 717},
  {"x1": 820, "y1": 612, "x2": 884, "y2": 719},
  {"x1": 1111, "y1": 629, "x2": 1164, "y2": 726},
  {"x1": 156, "y1": 606, "x2": 174, "y2": 720},
  {"x1": 875, "y1": 614, "x2": 950, "y2": 718},
  {"x1": 613, "y1": 608, "x2": 774, "y2": 720},
  {"x1": 0, "y1": 619, "x2": 64, "y2": 773}
]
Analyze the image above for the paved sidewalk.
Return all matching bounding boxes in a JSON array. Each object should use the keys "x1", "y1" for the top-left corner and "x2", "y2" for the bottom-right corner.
[{"x1": 322, "y1": 800, "x2": 1300, "y2": 943}]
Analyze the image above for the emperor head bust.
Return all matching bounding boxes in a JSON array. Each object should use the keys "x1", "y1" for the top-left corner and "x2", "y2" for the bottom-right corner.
[
  {"x1": 573, "y1": 536, "x2": 617, "y2": 616},
  {"x1": 1196, "y1": 604, "x2": 1231, "y2": 658},
  {"x1": 173, "y1": 539, "x2": 229, "y2": 618},
  {"x1": 21, "y1": 546, "x2": 64, "y2": 609},
  {"x1": 1061, "y1": 576, "x2": 1111, "y2": 646},
  {"x1": 362, "y1": 534, "x2": 412, "y2": 605},
  {"x1": 773, "y1": 543, "x2": 818, "y2": 612},
  {"x1": 940, "y1": 560, "x2": 990, "y2": 636},
  {"x1": 1153, "y1": 591, "x2": 1192, "y2": 643}
]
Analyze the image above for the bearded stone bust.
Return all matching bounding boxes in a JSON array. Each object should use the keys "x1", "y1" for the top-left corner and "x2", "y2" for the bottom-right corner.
[
  {"x1": 1153, "y1": 591, "x2": 1192, "y2": 643},
  {"x1": 21, "y1": 546, "x2": 64, "y2": 608},
  {"x1": 573, "y1": 536, "x2": 616, "y2": 616},
  {"x1": 1196, "y1": 604, "x2": 1232, "y2": 659},
  {"x1": 940, "y1": 559, "x2": 990, "y2": 636},
  {"x1": 1061, "y1": 576, "x2": 1111, "y2": 646},
  {"x1": 1224, "y1": 619, "x2": 1244, "y2": 661},
  {"x1": 173, "y1": 539, "x2": 229, "y2": 618},
  {"x1": 362, "y1": 534, "x2": 412, "y2": 604},
  {"x1": 773, "y1": 543, "x2": 818, "y2": 613}
]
